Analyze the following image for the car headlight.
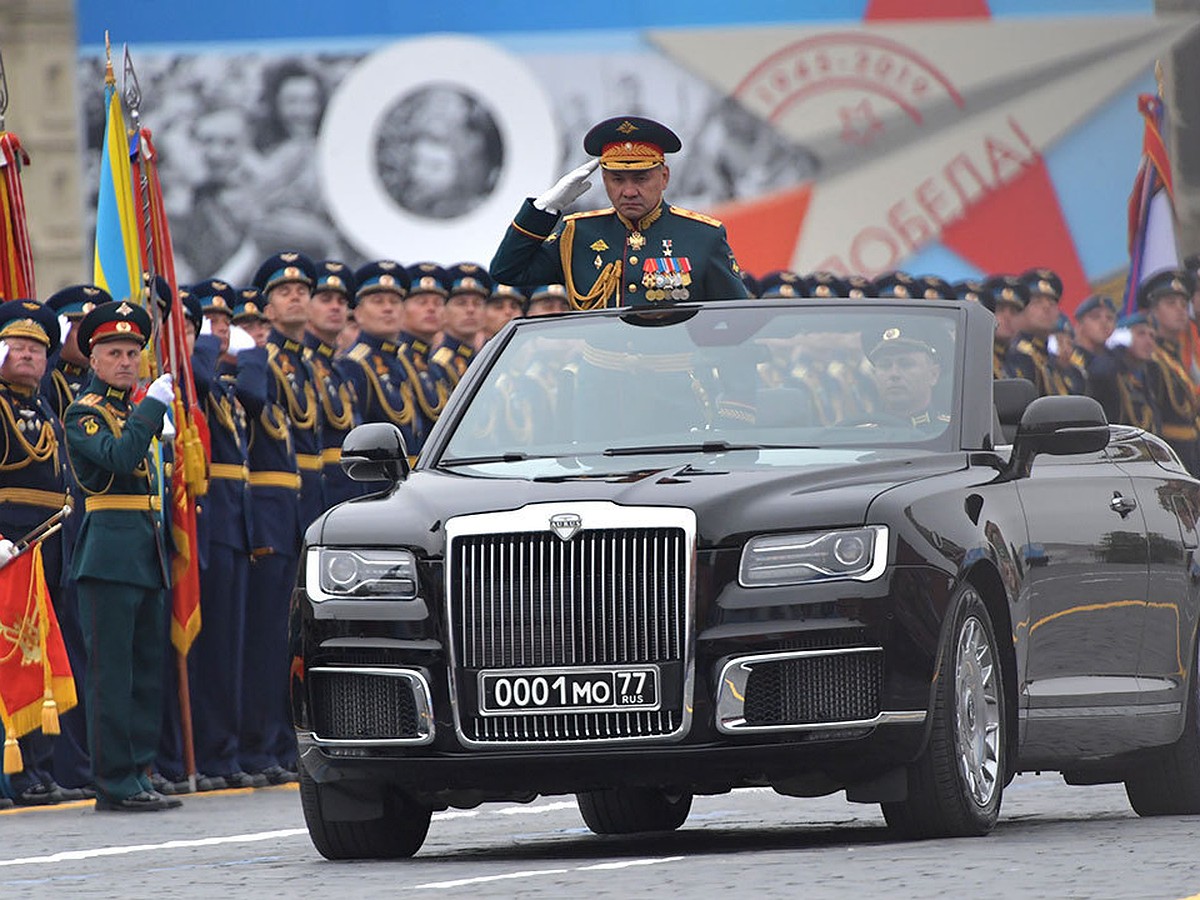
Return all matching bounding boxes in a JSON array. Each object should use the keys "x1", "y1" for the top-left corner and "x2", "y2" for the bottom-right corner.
[
  {"x1": 738, "y1": 526, "x2": 888, "y2": 587},
  {"x1": 305, "y1": 547, "x2": 419, "y2": 601}
]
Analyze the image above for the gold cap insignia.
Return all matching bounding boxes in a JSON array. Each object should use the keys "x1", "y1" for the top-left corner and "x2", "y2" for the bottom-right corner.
[
  {"x1": 326, "y1": 276, "x2": 343, "y2": 288},
  {"x1": 380, "y1": 275, "x2": 395, "y2": 287},
  {"x1": 461, "y1": 278, "x2": 479, "y2": 291},
  {"x1": 380, "y1": 261, "x2": 397, "y2": 270},
  {"x1": 419, "y1": 263, "x2": 437, "y2": 272},
  {"x1": 281, "y1": 252, "x2": 299, "y2": 262},
  {"x1": 246, "y1": 302, "x2": 260, "y2": 314},
  {"x1": 82, "y1": 302, "x2": 95, "y2": 314},
  {"x1": 284, "y1": 266, "x2": 300, "y2": 279},
  {"x1": 214, "y1": 281, "x2": 228, "y2": 290},
  {"x1": 617, "y1": 120, "x2": 637, "y2": 134},
  {"x1": 83, "y1": 287, "x2": 100, "y2": 296},
  {"x1": 1001, "y1": 288, "x2": 1015, "y2": 302},
  {"x1": 1037, "y1": 279, "x2": 1054, "y2": 295},
  {"x1": 116, "y1": 321, "x2": 132, "y2": 333},
  {"x1": 461, "y1": 263, "x2": 479, "y2": 272},
  {"x1": 116, "y1": 301, "x2": 133, "y2": 316},
  {"x1": 419, "y1": 276, "x2": 437, "y2": 290},
  {"x1": 213, "y1": 298, "x2": 228, "y2": 308},
  {"x1": 327, "y1": 263, "x2": 343, "y2": 271}
]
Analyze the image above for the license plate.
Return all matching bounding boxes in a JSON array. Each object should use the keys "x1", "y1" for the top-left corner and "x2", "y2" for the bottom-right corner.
[{"x1": 478, "y1": 666, "x2": 660, "y2": 716}]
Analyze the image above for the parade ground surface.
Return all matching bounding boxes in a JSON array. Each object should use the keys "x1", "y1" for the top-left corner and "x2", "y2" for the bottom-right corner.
[{"x1": 2, "y1": 773, "x2": 1199, "y2": 898}]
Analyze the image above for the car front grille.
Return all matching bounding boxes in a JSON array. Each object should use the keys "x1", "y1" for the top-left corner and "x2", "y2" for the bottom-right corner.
[
  {"x1": 309, "y1": 668, "x2": 423, "y2": 742},
  {"x1": 446, "y1": 505, "x2": 695, "y2": 746},
  {"x1": 742, "y1": 650, "x2": 884, "y2": 727}
]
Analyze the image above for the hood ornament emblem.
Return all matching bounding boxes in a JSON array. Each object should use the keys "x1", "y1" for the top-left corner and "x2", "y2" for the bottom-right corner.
[{"x1": 550, "y1": 513, "x2": 582, "y2": 542}]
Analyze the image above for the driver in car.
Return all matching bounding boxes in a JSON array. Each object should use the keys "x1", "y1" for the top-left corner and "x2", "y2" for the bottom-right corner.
[{"x1": 854, "y1": 325, "x2": 951, "y2": 432}]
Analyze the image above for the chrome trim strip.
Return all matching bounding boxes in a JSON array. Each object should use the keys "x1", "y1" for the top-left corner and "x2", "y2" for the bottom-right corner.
[
  {"x1": 309, "y1": 666, "x2": 435, "y2": 746},
  {"x1": 715, "y1": 647, "x2": 923, "y2": 734},
  {"x1": 1019, "y1": 702, "x2": 1182, "y2": 719},
  {"x1": 445, "y1": 502, "x2": 697, "y2": 748}
]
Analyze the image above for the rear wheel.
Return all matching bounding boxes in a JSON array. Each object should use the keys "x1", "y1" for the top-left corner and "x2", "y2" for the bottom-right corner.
[
  {"x1": 883, "y1": 587, "x2": 1006, "y2": 838},
  {"x1": 1125, "y1": 640, "x2": 1200, "y2": 816},
  {"x1": 576, "y1": 787, "x2": 693, "y2": 835},
  {"x1": 299, "y1": 765, "x2": 431, "y2": 859}
]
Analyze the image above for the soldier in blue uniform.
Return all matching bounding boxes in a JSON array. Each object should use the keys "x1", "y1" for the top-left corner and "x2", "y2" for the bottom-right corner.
[
  {"x1": 241, "y1": 252, "x2": 320, "y2": 784},
  {"x1": 434, "y1": 264, "x2": 491, "y2": 386},
  {"x1": 64, "y1": 300, "x2": 180, "y2": 811},
  {"x1": 481, "y1": 283, "x2": 525, "y2": 344},
  {"x1": 525, "y1": 283, "x2": 570, "y2": 316},
  {"x1": 0, "y1": 301, "x2": 76, "y2": 805},
  {"x1": 1004, "y1": 268, "x2": 1072, "y2": 396},
  {"x1": 43, "y1": 285, "x2": 107, "y2": 421},
  {"x1": 187, "y1": 278, "x2": 269, "y2": 790},
  {"x1": 1073, "y1": 293, "x2": 1118, "y2": 375},
  {"x1": 398, "y1": 263, "x2": 455, "y2": 439},
  {"x1": 982, "y1": 275, "x2": 1027, "y2": 379},
  {"x1": 233, "y1": 287, "x2": 270, "y2": 348},
  {"x1": 305, "y1": 261, "x2": 366, "y2": 508},
  {"x1": 1089, "y1": 311, "x2": 1159, "y2": 432},
  {"x1": 340, "y1": 261, "x2": 424, "y2": 461},
  {"x1": 1142, "y1": 269, "x2": 1200, "y2": 474},
  {"x1": 490, "y1": 116, "x2": 748, "y2": 308}
]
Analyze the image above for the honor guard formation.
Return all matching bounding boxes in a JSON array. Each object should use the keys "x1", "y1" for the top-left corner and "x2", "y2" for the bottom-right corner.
[{"x1": 4, "y1": 114, "x2": 1200, "y2": 811}]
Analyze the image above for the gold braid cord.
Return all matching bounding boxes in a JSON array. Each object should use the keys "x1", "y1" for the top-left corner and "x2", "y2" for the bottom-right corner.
[
  {"x1": 396, "y1": 352, "x2": 446, "y2": 421},
  {"x1": 559, "y1": 219, "x2": 621, "y2": 311},
  {"x1": 1117, "y1": 374, "x2": 1156, "y2": 431},
  {"x1": 1152, "y1": 348, "x2": 1198, "y2": 419},
  {"x1": 270, "y1": 357, "x2": 317, "y2": 431},
  {"x1": 312, "y1": 360, "x2": 354, "y2": 431},
  {"x1": 353, "y1": 358, "x2": 415, "y2": 427},
  {"x1": 0, "y1": 397, "x2": 58, "y2": 473}
]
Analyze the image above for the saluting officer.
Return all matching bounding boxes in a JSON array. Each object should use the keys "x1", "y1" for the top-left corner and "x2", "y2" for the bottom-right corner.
[
  {"x1": 1004, "y1": 269, "x2": 1071, "y2": 395},
  {"x1": 240, "y1": 252, "x2": 320, "y2": 786},
  {"x1": 1089, "y1": 311, "x2": 1160, "y2": 433},
  {"x1": 490, "y1": 115, "x2": 748, "y2": 308},
  {"x1": 433, "y1": 264, "x2": 491, "y2": 386},
  {"x1": 340, "y1": 261, "x2": 424, "y2": 459},
  {"x1": 63, "y1": 300, "x2": 179, "y2": 812},
  {"x1": 43, "y1": 285, "x2": 107, "y2": 421},
  {"x1": 0, "y1": 301, "x2": 75, "y2": 805},
  {"x1": 1142, "y1": 269, "x2": 1200, "y2": 475},
  {"x1": 304, "y1": 261, "x2": 366, "y2": 508},
  {"x1": 187, "y1": 278, "x2": 269, "y2": 790}
]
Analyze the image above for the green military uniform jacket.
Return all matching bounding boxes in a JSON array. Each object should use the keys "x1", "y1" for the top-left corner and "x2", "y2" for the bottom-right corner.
[
  {"x1": 490, "y1": 199, "x2": 749, "y2": 309},
  {"x1": 63, "y1": 376, "x2": 170, "y2": 589}
]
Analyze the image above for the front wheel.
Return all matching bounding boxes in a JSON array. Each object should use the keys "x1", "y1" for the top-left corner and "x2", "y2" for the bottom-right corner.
[
  {"x1": 883, "y1": 587, "x2": 1006, "y2": 838},
  {"x1": 576, "y1": 787, "x2": 692, "y2": 835},
  {"x1": 299, "y1": 765, "x2": 431, "y2": 859}
]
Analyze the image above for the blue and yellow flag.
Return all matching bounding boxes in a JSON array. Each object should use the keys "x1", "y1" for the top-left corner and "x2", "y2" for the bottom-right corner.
[{"x1": 93, "y1": 61, "x2": 141, "y2": 305}]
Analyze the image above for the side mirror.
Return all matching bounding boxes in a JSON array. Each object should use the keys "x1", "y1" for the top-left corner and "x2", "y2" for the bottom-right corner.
[
  {"x1": 1010, "y1": 395, "x2": 1109, "y2": 476},
  {"x1": 340, "y1": 423, "x2": 410, "y2": 483}
]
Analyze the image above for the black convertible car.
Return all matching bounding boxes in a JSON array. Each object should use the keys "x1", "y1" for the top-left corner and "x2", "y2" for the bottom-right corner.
[{"x1": 289, "y1": 298, "x2": 1200, "y2": 859}]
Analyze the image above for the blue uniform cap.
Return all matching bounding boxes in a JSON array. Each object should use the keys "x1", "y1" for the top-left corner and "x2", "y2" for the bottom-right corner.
[
  {"x1": 232, "y1": 287, "x2": 267, "y2": 323},
  {"x1": 190, "y1": 278, "x2": 237, "y2": 317},
  {"x1": 983, "y1": 274, "x2": 1029, "y2": 312},
  {"x1": 953, "y1": 279, "x2": 993, "y2": 307},
  {"x1": 446, "y1": 263, "x2": 494, "y2": 299},
  {"x1": 46, "y1": 284, "x2": 112, "y2": 321},
  {"x1": 1119, "y1": 311, "x2": 1151, "y2": 329},
  {"x1": 488, "y1": 284, "x2": 527, "y2": 305},
  {"x1": 804, "y1": 271, "x2": 848, "y2": 299},
  {"x1": 314, "y1": 260, "x2": 356, "y2": 298},
  {"x1": 0, "y1": 299, "x2": 62, "y2": 356},
  {"x1": 1018, "y1": 267, "x2": 1063, "y2": 302},
  {"x1": 353, "y1": 260, "x2": 410, "y2": 308},
  {"x1": 253, "y1": 251, "x2": 317, "y2": 295},
  {"x1": 1138, "y1": 267, "x2": 1195, "y2": 310},
  {"x1": 405, "y1": 263, "x2": 450, "y2": 298},
  {"x1": 845, "y1": 275, "x2": 871, "y2": 299},
  {"x1": 1074, "y1": 293, "x2": 1118, "y2": 320},
  {"x1": 180, "y1": 287, "x2": 202, "y2": 337},
  {"x1": 871, "y1": 271, "x2": 918, "y2": 300},
  {"x1": 758, "y1": 270, "x2": 804, "y2": 299},
  {"x1": 527, "y1": 284, "x2": 569, "y2": 310},
  {"x1": 918, "y1": 275, "x2": 954, "y2": 300}
]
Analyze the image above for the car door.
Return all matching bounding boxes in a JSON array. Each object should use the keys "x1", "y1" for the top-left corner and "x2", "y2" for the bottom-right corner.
[
  {"x1": 1111, "y1": 429, "x2": 1200, "y2": 748},
  {"x1": 1015, "y1": 443, "x2": 1149, "y2": 759}
]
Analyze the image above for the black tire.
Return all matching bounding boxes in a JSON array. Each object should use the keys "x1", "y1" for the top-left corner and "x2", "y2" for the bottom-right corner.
[
  {"x1": 576, "y1": 787, "x2": 693, "y2": 835},
  {"x1": 882, "y1": 586, "x2": 1006, "y2": 838},
  {"x1": 1125, "y1": 639, "x2": 1200, "y2": 816},
  {"x1": 299, "y1": 765, "x2": 431, "y2": 859}
]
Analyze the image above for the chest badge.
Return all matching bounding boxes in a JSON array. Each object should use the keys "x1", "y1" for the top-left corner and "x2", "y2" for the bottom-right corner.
[
  {"x1": 662, "y1": 239, "x2": 673, "y2": 257},
  {"x1": 628, "y1": 231, "x2": 645, "y2": 251}
]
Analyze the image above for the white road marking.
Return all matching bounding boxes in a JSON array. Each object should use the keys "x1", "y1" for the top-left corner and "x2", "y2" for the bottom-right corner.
[
  {"x1": 0, "y1": 800, "x2": 581, "y2": 868},
  {"x1": 414, "y1": 856, "x2": 685, "y2": 890}
]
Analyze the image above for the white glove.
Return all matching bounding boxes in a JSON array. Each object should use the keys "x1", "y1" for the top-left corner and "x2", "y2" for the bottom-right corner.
[
  {"x1": 146, "y1": 373, "x2": 174, "y2": 405},
  {"x1": 534, "y1": 159, "x2": 599, "y2": 213},
  {"x1": 228, "y1": 325, "x2": 257, "y2": 355},
  {"x1": 0, "y1": 539, "x2": 17, "y2": 569},
  {"x1": 0, "y1": 341, "x2": 8, "y2": 370},
  {"x1": 161, "y1": 408, "x2": 176, "y2": 440}
]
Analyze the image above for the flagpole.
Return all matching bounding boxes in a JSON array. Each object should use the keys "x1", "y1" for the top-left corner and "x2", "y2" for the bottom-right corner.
[{"x1": 123, "y1": 44, "x2": 198, "y2": 791}]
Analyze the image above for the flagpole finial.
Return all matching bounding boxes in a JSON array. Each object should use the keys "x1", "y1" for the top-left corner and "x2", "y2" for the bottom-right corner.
[
  {"x1": 0, "y1": 46, "x2": 8, "y2": 130},
  {"x1": 104, "y1": 31, "x2": 115, "y2": 86},
  {"x1": 122, "y1": 44, "x2": 142, "y2": 127}
]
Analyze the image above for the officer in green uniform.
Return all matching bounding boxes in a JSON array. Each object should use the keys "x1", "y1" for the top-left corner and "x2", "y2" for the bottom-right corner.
[
  {"x1": 1142, "y1": 268, "x2": 1200, "y2": 474},
  {"x1": 63, "y1": 301, "x2": 180, "y2": 812},
  {"x1": 490, "y1": 116, "x2": 748, "y2": 308},
  {"x1": 857, "y1": 324, "x2": 951, "y2": 434}
]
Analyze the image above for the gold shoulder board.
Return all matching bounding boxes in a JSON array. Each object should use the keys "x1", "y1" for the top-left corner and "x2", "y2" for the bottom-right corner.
[{"x1": 669, "y1": 206, "x2": 724, "y2": 228}]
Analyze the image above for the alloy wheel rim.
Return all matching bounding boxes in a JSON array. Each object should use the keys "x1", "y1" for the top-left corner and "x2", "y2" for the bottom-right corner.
[{"x1": 954, "y1": 613, "x2": 1001, "y2": 807}]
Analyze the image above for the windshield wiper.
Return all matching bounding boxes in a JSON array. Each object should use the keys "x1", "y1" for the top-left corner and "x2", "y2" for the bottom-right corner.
[
  {"x1": 438, "y1": 452, "x2": 536, "y2": 467},
  {"x1": 602, "y1": 441, "x2": 768, "y2": 457}
]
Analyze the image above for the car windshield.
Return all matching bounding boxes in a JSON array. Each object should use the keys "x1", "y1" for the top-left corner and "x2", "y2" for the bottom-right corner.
[{"x1": 438, "y1": 302, "x2": 961, "y2": 470}]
